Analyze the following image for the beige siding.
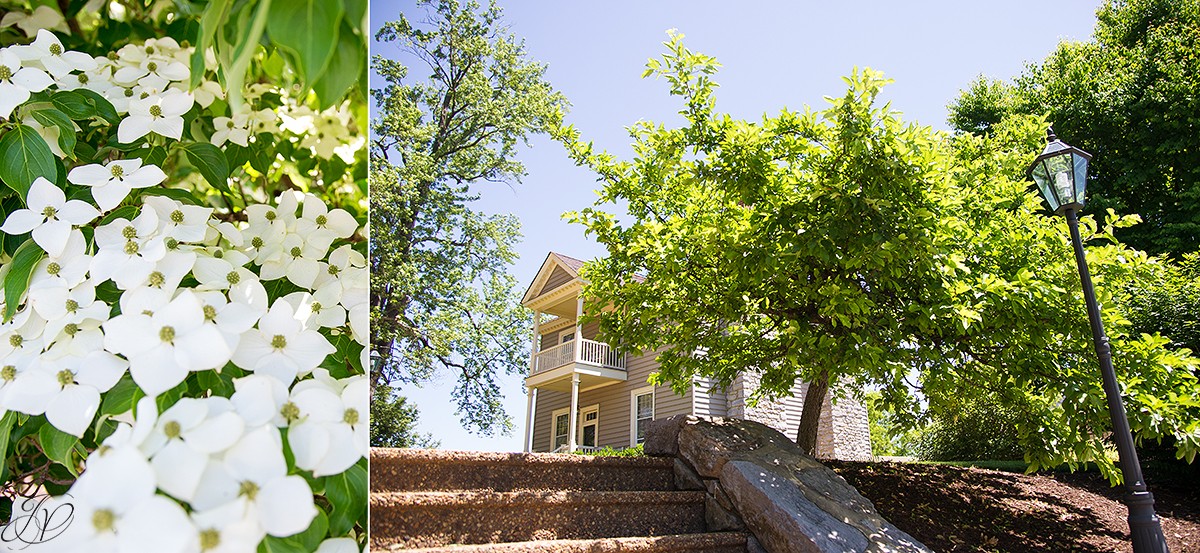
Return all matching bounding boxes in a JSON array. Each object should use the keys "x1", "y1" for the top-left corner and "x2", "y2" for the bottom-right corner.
[
  {"x1": 542, "y1": 267, "x2": 574, "y2": 295},
  {"x1": 693, "y1": 377, "x2": 728, "y2": 418},
  {"x1": 529, "y1": 348, "x2": 695, "y2": 451}
]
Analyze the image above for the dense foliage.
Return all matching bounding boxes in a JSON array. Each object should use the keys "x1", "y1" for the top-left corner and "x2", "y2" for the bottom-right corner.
[
  {"x1": 948, "y1": 0, "x2": 1200, "y2": 256},
  {"x1": 0, "y1": 1, "x2": 368, "y2": 551},
  {"x1": 913, "y1": 400, "x2": 1026, "y2": 462},
  {"x1": 556, "y1": 33, "x2": 1200, "y2": 482},
  {"x1": 369, "y1": 386, "x2": 438, "y2": 448},
  {"x1": 369, "y1": 0, "x2": 564, "y2": 436}
]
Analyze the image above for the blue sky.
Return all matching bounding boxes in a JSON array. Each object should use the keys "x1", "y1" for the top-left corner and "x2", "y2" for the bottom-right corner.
[{"x1": 372, "y1": 0, "x2": 1103, "y2": 451}]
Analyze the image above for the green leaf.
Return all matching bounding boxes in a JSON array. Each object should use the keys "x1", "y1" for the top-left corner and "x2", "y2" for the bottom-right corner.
[
  {"x1": 50, "y1": 90, "x2": 95, "y2": 120},
  {"x1": 137, "y1": 187, "x2": 204, "y2": 206},
  {"x1": 266, "y1": 0, "x2": 344, "y2": 87},
  {"x1": 38, "y1": 423, "x2": 80, "y2": 468},
  {"x1": 4, "y1": 240, "x2": 45, "y2": 320},
  {"x1": 324, "y1": 463, "x2": 366, "y2": 535},
  {"x1": 98, "y1": 205, "x2": 139, "y2": 226},
  {"x1": 100, "y1": 374, "x2": 144, "y2": 417},
  {"x1": 74, "y1": 89, "x2": 120, "y2": 125},
  {"x1": 177, "y1": 143, "x2": 231, "y2": 193},
  {"x1": 0, "y1": 412, "x2": 17, "y2": 466},
  {"x1": 192, "y1": 0, "x2": 233, "y2": 88},
  {"x1": 30, "y1": 108, "x2": 78, "y2": 159},
  {"x1": 0, "y1": 125, "x2": 57, "y2": 198},
  {"x1": 311, "y1": 23, "x2": 363, "y2": 109}
]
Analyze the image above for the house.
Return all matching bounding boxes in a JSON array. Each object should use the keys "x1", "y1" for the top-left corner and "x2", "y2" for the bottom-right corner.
[{"x1": 520, "y1": 252, "x2": 872, "y2": 460}]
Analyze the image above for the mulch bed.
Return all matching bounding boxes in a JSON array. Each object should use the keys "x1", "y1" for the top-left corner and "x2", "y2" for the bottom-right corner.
[{"x1": 827, "y1": 460, "x2": 1200, "y2": 552}]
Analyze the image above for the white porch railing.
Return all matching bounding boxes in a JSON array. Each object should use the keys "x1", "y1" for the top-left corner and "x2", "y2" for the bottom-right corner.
[{"x1": 531, "y1": 338, "x2": 626, "y2": 375}]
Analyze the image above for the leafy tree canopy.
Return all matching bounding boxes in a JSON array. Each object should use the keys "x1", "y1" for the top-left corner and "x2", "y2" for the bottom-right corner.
[
  {"x1": 557, "y1": 32, "x2": 1200, "y2": 482},
  {"x1": 948, "y1": 0, "x2": 1200, "y2": 255},
  {"x1": 371, "y1": 386, "x2": 439, "y2": 448},
  {"x1": 369, "y1": 0, "x2": 565, "y2": 435}
]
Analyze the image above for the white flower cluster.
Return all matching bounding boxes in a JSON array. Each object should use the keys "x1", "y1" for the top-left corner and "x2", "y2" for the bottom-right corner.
[
  {"x1": 0, "y1": 28, "x2": 369, "y2": 553},
  {"x1": 0, "y1": 30, "x2": 220, "y2": 147},
  {"x1": 1, "y1": 184, "x2": 368, "y2": 552},
  {"x1": 276, "y1": 101, "x2": 364, "y2": 163}
]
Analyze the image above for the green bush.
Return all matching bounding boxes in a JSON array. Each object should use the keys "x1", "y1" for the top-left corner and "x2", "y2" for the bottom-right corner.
[
  {"x1": 915, "y1": 401, "x2": 1025, "y2": 462},
  {"x1": 572, "y1": 444, "x2": 645, "y2": 457}
]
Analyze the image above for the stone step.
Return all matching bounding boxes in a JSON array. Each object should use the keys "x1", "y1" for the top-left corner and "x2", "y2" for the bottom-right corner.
[
  {"x1": 385, "y1": 532, "x2": 751, "y2": 552},
  {"x1": 370, "y1": 490, "x2": 708, "y2": 550},
  {"x1": 371, "y1": 448, "x2": 675, "y2": 493}
]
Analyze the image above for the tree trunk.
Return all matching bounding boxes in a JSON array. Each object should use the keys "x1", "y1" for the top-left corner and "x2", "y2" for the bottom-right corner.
[{"x1": 795, "y1": 371, "x2": 830, "y2": 456}]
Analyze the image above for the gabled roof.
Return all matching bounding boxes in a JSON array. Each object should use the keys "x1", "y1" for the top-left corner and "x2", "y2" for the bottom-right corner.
[{"x1": 521, "y1": 252, "x2": 586, "y2": 305}]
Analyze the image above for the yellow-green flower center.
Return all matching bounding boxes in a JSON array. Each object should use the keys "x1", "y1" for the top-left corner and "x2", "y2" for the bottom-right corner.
[
  {"x1": 56, "y1": 369, "x2": 74, "y2": 386},
  {"x1": 290, "y1": 247, "x2": 302, "y2": 258},
  {"x1": 315, "y1": 215, "x2": 327, "y2": 226},
  {"x1": 203, "y1": 305, "x2": 217, "y2": 321},
  {"x1": 328, "y1": 265, "x2": 340, "y2": 275},
  {"x1": 311, "y1": 302, "x2": 322, "y2": 312},
  {"x1": 264, "y1": 211, "x2": 276, "y2": 221},
  {"x1": 170, "y1": 209, "x2": 184, "y2": 223},
  {"x1": 146, "y1": 61, "x2": 157, "y2": 72},
  {"x1": 92, "y1": 508, "x2": 115, "y2": 532},
  {"x1": 226, "y1": 120, "x2": 235, "y2": 129},
  {"x1": 124, "y1": 88, "x2": 134, "y2": 97},
  {"x1": 148, "y1": 271, "x2": 165, "y2": 287},
  {"x1": 165, "y1": 237, "x2": 179, "y2": 249},
  {"x1": 64, "y1": 323, "x2": 79, "y2": 336},
  {"x1": 145, "y1": 46, "x2": 155, "y2": 54},
  {"x1": 110, "y1": 165, "x2": 124, "y2": 179},
  {"x1": 77, "y1": 73, "x2": 88, "y2": 84},
  {"x1": 160, "y1": 325, "x2": 175, "y2": 343},
  {"x1": 213, "y1": 249, "x2": 223, "y2": 259},
  {"x1": 164, "y1": 420, "x2": 181, "y2": 439},
  {"x1": 0, "y1": 66, "x2": 12, "y2": 80},
  {"x1": 226, "y1": 271, "x2": 240, "y2": 285},
  {"x1": 124, "y1": 240, "x2": 139, "y2": 255},
  {"x1": 280, "y1": 401, "x2": 300, "y2": 422},
  {"x1": 42, "y1": 206, "x2": 57, "y2": 219},
  {"x1": 138, "y1": 91, "x2": 149, "y2": 99},
  {"x1": 199, "y1": 528, "x2": 220, "y2": 550},
  {"x1": 9, "y1": 335, "x2": 22, "y2": 348},
  {"x1": 149, "y1": 104, "x2": 162, "y2": 117},
  {"x1": 49, "y1": 44, "x2": 62, "y2": 55},
  {"x1": 251, "y1": 237, "x2": 264, "y2": 248},
  {"x1": 271, "y1": 335, "x2": 287, "y2": 349},
  {"x1": 65, "y1": 299, "x2": 79, "y2": 312},
  {"x1": 343, "y1": 408, "x2": 359, "y2": 425},
  {"x1": 122, "y1": 225, "x2": 138, "y2": 239},
  {"x1": 238, "y1": 480, "x2": 259, "y2": 500},
  {"x1": 46, "y1": 262, "x2": 61, "y2": 276},
  {"x1": 1, "y1": 365, "x2": 15, "y2": 381}
]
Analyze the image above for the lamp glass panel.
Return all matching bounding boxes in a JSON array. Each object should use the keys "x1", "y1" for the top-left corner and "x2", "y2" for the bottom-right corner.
[
  {"x1": 1044, "y1": 153, "x2": 1076, "y2": 207},
  {"x1": 1073, "y1": 153, "x2": 1089, "y2": 206},
  {"x1": 1031, "y1": 160, "x2": 1060, "y2": 212}
]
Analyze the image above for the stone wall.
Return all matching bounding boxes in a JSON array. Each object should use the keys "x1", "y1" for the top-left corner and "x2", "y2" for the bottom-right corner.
[{"x1": 729, "y1": 372, "x2": 872, "y2": 461}]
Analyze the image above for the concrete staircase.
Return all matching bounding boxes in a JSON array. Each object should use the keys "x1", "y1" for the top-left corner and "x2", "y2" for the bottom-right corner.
[{"x1": 371, "y1": 448, "x2": 751, "y2": 552}]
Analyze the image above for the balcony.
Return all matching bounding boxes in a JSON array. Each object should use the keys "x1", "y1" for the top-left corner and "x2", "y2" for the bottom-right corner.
[{"x1": 527, "y1": 338, "x2": 627, "y2": 392}]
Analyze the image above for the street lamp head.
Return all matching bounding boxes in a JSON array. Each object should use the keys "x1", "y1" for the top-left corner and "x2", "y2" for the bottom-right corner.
[
  {"x1": 369, "y1": 349, "x2": 383, "y2": 370},
  {"x1": 1027, "y1": 127, "x2": 1092, "y2": 215}
]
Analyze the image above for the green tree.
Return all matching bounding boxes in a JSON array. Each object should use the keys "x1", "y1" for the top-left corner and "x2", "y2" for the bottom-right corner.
[
  {"x1": 556, "y1": 33, "x2": 1200, "y2": 482},
  {"x1": 948, "y1": 0, "x2": 1200, "y2": 255},
  {"x1": 369, "y1": 0, "x2": 565, "y2": 435},
  {"x1": 371, "y1": 387, "x2": 439, "y2": 448}
]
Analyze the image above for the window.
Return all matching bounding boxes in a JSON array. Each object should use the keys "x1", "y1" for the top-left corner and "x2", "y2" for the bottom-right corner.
[
  {"x1": 581, "y1": 406, "x2": 599, "y2": 448},
  {"x1": 630, "y1": 386, "x2": 654, "y2": 446},
  {"x1": 552, "y1": 409, "x2": 569, "y2": 450},
  {"x1": 560, "y1": 332, "x2": 575, "y2": 344}
]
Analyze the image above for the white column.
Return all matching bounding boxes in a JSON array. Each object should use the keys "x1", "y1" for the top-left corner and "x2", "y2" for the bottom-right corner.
[
  {"x1": 523, "y1": 387, "x2": 537, "y2": 453},
  {"x1": 568, "y1": 375, "x2": 580, "y2": 452},
  {"x1": 574, "y1": 297, "x2": 584, "y2": 363},
  {"x1": 529, "y1": 310, "x2": 541, "y2": 372}
]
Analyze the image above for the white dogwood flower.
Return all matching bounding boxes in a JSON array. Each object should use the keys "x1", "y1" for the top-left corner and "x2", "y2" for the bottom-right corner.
[
  {"x1": 18, "y1": 29, "x2": 97, "y2": 78},
  {"x1": 68, "y1": 158, "x2": 168, "y2": 211},
  {"x1": 232, "y1": 299, "x2": 335, "y2": 385},
  {"x1": 117, "y1": 89, "x2": 193, "y2": 143},
  {"x1": 102, "y1": 290, "x2": 231, "y2": 396},
  {"x1": 287, "y1": 373, "x2": 367, "y2": 476},
  {"x1": 0, "y1": 177, "x2": 99, "y2": 257},
  {"x1": 0, "y1": 46, "x2": 52, "y2": 119}
]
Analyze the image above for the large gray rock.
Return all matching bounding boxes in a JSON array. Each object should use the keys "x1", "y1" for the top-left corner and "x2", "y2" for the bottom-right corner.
[{"x1": 652, "y1": 417, "x2": 931, "y2": 553}]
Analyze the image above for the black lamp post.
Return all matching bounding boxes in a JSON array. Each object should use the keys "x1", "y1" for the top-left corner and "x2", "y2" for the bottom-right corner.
[{"x1": 1027, "y1": 127, "x2": 1169, "y2": 553}]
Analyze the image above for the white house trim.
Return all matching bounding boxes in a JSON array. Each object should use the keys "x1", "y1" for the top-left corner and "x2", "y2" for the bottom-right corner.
[
  {"x1": 551, "y1": 407, "x2": 570, "y2": 451},
  {"x1": 630, "y1": 385, "x2": 654, "y2": 448}
]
